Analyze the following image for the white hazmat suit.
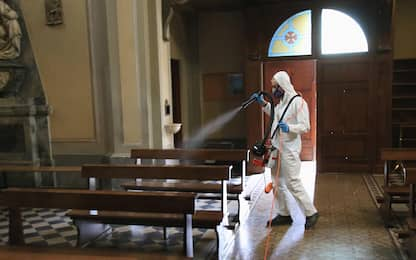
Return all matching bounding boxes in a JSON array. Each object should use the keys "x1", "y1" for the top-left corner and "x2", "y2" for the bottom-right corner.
[{"x1": 263, "y1": 71, "x2": 317, "y2": 218}]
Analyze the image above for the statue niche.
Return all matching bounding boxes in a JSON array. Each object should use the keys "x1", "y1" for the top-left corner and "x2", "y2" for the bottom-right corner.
[{"x1": 0, "y1": 0, "x2": 21, "y2": 60}]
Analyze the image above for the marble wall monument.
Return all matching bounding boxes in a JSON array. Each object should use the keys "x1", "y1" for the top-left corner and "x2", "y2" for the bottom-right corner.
[{"x1": 0, "y1": 0, "x2": 53, "y2": 186}]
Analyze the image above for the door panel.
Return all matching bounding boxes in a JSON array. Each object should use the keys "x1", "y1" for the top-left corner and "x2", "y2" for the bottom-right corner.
[
  {"x1": 318, "y1": 56, "x2": 371, "y2": 173},
  {"x1": 321, "y1": 62, "x2": 369, "y2": 82},
  {"x1": 342, "y1": 84, "x2": 369, "y2": 134},
  {"x1": 263, "y1": 60, "x2": 316, "y2": 161},
  {"x1": 319, "y1": 84, "x2": 343, "y2": 136}
]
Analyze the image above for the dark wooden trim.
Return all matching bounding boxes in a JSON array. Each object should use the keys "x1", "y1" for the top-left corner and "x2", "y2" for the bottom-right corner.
[
  {"x1": 411, "y1": 184, "x2": 415, "y2": 218},
  {"x1": 0, "y1": 166, "x2": 81, "y2": 172},
  {"x1": 380, "y1": 148, "x2": 416, "y2": 161}
]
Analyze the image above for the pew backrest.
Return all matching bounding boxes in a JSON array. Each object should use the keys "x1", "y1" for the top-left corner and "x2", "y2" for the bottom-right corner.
[
  {"x1": 3, "y1": 188, "x2": 195, "y2": 214},
  {"x1": 380, "y1": 148, "x2": 416, "y2": 161},
  {"x1": 130, "y1": 148, "x2": 249, "y2": 162},
  {"x1": 130, "y1": 148, "x2": 249, "y2": 187},
  {"x1": 81, "y1": 164, "x2": 231, "y2": 181},
  {"x1": 381, "y1": 148, "x2": 416, "y2": 186},
  {"x1": 2, "y1": 187, "x2": 196, "y2": 252}
]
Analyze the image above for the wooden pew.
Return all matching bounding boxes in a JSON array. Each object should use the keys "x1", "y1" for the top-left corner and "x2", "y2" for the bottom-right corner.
[
  {"x1": 0, "y1": 246, "x2": 184, "y2": 260},
  {"x1": 405, "y1": 168, "x2": 416, "y2": 259},
  {"x1": 0, "y1": 166, "x2": 82, "y2": 188},
  {"x1": 0, "y1": 166, "x2": 81, "y2": 172},
  {"x1": 1, "y1": 188, "x2": 196, "y2": 258},
  {"x1": 68, "y1": 164, "x2": 231, "y2": 254},
  {"x1": 380, "y1": 148, "x2": 416, "y2": 226},
  {"x1": 122, "y1": 148, "x2": 249, "y2": 224}
]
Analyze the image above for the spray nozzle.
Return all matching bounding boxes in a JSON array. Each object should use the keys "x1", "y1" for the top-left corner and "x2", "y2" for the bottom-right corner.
[{"x1": 240, "y1": 91, "x2": 261, "y2": 110}]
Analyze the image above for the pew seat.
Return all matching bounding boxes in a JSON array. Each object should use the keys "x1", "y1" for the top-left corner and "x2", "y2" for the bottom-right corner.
[
  {"x1": 121, "y1": 181, "x2": 242, "y2": 194},
  {"x1": 380, "y1": 148, "x2": 416, "y2": 226},
  {"x1": 69, "y1": 164, "x2": 231, "y2": 256},
  {"x1": 68, "y1": 210, "x2": 223, "y2": 229}
]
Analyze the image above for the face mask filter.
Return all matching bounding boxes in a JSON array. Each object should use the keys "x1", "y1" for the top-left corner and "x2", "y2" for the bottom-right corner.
[{"x1": 273, "y1": 87, "x2": 284, "y2": 98}]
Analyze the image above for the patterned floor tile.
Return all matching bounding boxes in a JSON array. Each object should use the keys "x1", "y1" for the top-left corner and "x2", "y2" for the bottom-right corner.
[{"x1": 0, "y1": 174, "x2": 265, "y2": 259}]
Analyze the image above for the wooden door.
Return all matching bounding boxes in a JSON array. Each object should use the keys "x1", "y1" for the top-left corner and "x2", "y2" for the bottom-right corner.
[
  {"x1": 318, "y1": 56, "x2": 371, "y2": 172},
  {"x1": 263, "y1": 60, "x2": 317, "y2": 161}
]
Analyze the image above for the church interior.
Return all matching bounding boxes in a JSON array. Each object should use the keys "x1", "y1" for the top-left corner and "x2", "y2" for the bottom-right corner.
[{"x1": 0, "y1": 0, "x2": 415, "y2": 259}]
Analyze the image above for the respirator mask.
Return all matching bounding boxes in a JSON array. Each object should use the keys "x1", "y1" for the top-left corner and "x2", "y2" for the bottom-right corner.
[{"x1": 272, "y1": 86, "x2": 284, "y2": 99}]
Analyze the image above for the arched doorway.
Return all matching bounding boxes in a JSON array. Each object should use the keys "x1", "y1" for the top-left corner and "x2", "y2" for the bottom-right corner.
[{"x1": 246, "y1": 7, "x2": 372, "y2": 173}]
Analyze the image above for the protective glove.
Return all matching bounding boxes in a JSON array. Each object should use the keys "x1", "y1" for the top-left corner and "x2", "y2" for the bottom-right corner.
[
  {"x1": 250, "y1": 92, "x2": 265, "y2": 105},
  {"x1": 278, "y1": 122, "x2": 289, "y2": 133}
]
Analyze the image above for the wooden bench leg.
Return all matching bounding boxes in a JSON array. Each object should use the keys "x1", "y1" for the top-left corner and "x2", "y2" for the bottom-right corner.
[
  {"x1": 230, "y1": 194, "x2": 242, "y2": 225},
  {"x1": 184, "y1": 214, "x2": 193, "y2": 258},
  {"x1": 74, "y1": 220, "x2": 111, "y2": 247},
  {"x1": 9, "y1": 207, "x2": 24, "y2": 245},
  {"x1": 380, "y1": 194, "x2": 394, "y2": 227},
  {"x1": 237, "y1": 195, "x2": 241, "y2": 224},
  {"x1": 407, "y1": 231, "x2": 416, "y2": 259},
  {"x1": 163, "y1": 227, "x2": 167, "y2": 240}
]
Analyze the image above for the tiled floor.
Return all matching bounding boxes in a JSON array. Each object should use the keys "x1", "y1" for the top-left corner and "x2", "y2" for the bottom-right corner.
[
  {"x1": 223, "y1": 171, "x2": 403, "y2": 260},
  {"x1": 0, "y1": 174, "x2": 264, "y2": 259},
  {"x1": 0, "y1": 167, "x2": 404, "y2": 259},
  {"x1": 0, "y1": 199, "x2": 228, "y2": 255}
]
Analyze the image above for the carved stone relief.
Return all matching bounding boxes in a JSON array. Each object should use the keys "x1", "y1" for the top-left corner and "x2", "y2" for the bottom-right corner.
[
  {"x1": 45, "y1": 0, "x2": 63, "y2": 26},
  {"x1": 0, "y1": 0, "x2": 53, "y2": 173},
  {"x1": 0, "y1": 0, "x2": 21, "y2": 59}
]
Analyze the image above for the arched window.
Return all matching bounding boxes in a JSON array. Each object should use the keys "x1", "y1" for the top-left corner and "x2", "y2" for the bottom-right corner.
[
  {"x1": 267, "y1": 9, "x2": 369, "y2": 57},
  {"x1": 321, "y1": 9, "x2": 368, "y2": 54},
  {"x1": 268, "y1": 10, "x2": 312, "y2": 57}
]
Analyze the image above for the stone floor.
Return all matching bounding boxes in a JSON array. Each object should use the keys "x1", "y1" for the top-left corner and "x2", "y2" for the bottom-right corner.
[
  {"x1": 223, "y1": 170, "x2": 403, "y2": 260},
  {"x1": 0, "y1": 165, "x2": 404, "y2": 259}
]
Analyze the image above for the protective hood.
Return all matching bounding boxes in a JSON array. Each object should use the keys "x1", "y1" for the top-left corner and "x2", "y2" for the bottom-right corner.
[{"x1": 272, "y1": 71, "x2": 297, "y2": 103}]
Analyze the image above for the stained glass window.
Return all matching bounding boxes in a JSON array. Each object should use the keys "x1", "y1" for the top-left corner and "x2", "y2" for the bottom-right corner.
[{"x1": 268, "y1": 10, "x2": 311, "y2": 57}]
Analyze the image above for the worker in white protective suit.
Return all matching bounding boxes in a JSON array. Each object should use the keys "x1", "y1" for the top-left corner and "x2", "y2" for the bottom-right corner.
[{"x1": 251, "y1": 71, "x2": 319, "y2": 230}]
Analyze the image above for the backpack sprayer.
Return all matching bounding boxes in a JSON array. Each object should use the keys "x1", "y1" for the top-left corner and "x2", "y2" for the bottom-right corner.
[{"x1": 240, "y1": 91, "x2": 275, "y2": 193}]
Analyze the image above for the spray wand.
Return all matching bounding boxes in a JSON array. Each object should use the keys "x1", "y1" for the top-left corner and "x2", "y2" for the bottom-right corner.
[
  {"x1": 240, "y1": 91, "x2": 275, "y2": 193},
  {"x1": 240, "y1": 91, "x2": 275, "y2": 157}
]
